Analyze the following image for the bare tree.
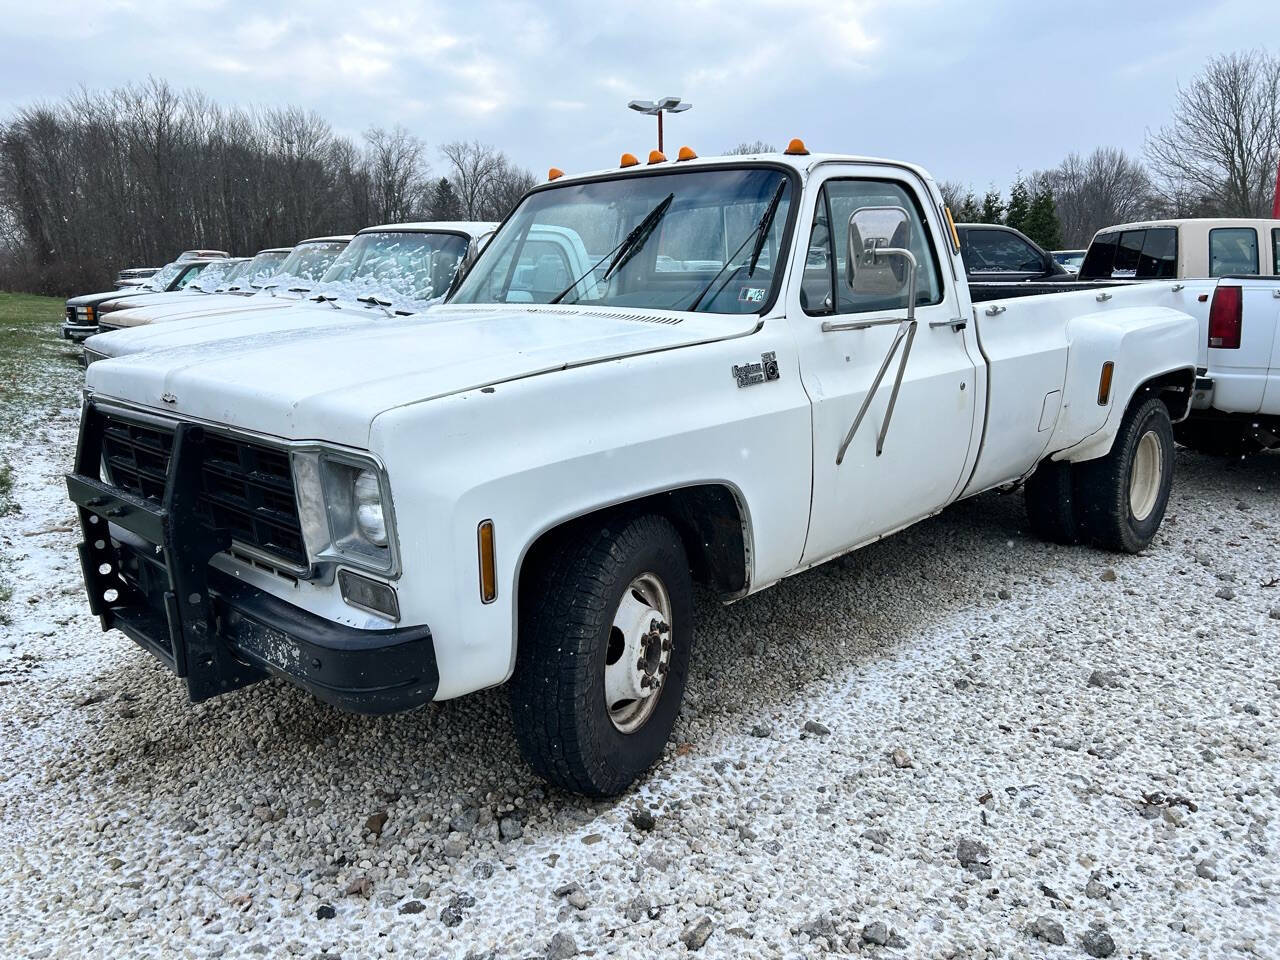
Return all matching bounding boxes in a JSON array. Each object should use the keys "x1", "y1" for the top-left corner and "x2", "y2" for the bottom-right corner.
[
  {"x1": 364, "y1": 125, "x2": 429, "y2": 223},
  {"x1": 1147, "y1": 49, "x2": 1280, "y2": 217},
  {"x1": 1045, "y1": 148, "x2": 1155, "y2": 247},
  {"x1": 439, "y1": 140, "x2": 506, "y2": 221},
  {"x1": 725, "y1": 141, "x2": 777, "y2": 155}
]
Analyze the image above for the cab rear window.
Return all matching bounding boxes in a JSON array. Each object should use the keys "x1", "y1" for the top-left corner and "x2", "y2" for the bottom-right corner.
[{"x1": 1079, "y1": 228, "x2": 1177, "y2": 280}]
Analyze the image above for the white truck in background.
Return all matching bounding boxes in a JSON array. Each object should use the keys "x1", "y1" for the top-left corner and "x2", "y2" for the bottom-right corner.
[
  {"x1": 67, "y1": 147, "x2": 1199, "y2": 797},
  {"x1": 1079, "y1": 218, "x2": 1280, "y2": 454}
]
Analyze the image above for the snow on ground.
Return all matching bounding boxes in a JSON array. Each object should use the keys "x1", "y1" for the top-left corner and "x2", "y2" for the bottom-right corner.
[{"x1": 0, "y1": 393, "x2": 1278, "y2": 959}]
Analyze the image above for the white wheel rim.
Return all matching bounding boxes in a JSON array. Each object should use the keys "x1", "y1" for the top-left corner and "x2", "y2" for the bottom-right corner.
[
  {"x1": 604, "y1": 573, "x2": 673, "y2": 734},
  {"x1": 1129, "y1": 430, "x2": 1163, "y2": 521}
]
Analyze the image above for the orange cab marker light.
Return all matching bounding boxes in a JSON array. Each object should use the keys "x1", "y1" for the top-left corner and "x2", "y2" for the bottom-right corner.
[
  {"x1": 478, "y1": 520, "x2": 497, "y2": 604},
  {"x1": 547, "y1": 167, "x2": 564, "y2": 181},
  {"x1": 648, "y1": 150, "x2": 666, "y2": 164},
  {"x1": 1097, "y1": 361, "x2": 1115, "y2": 406},
  {"x1": 943, "y1": 205, "x2": 961, "y2": 255},
  {"x1": 676, "y1": 145, "x2": 697, "y2": 161},
  {"x1": 620, "y1": 152, "x2": 639, "y2": 168},
  {"x1": 784, "y1": 138, "x2": 809, "y2": 156}
]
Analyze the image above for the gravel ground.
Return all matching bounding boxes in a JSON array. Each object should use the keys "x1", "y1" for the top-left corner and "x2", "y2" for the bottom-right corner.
[{"x1": 1, "y1": 386, "x2": 1278, "y2": 959}]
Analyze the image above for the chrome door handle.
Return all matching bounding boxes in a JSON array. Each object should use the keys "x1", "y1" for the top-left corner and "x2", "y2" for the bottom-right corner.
[
  {"x1": 929, "y1": 316, "x2": 967, "y2": 330},
  {"x1": 984, "y1": 305, "x2": 1005, "y2": 316},
  {"x1": 1273, "y1": 289, "x2": 1280, "y2": 298}
]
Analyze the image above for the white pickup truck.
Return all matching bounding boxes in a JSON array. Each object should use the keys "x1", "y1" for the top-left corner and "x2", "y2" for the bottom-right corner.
[
  {"x1": 67, "y1": 147, "x2": 1200, "y2": 796},
  {"x1": 1076, "y1": 218, "x2": 1280, "y2": 455},
  {"x1": 83, "y1": 223, "x2": 494, "y2": 363}
]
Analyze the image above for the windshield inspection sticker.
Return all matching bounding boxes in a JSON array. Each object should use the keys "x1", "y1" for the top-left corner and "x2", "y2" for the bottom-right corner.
[
  {"x1": 738, "y1": 286, "x2": 767, "y2": 303},
  {"x1": 732, "y1": 352, "x2": 781, "y2": 388}
]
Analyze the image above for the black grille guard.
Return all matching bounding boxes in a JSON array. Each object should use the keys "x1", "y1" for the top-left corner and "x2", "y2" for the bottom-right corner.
[{"x1": 66, "y1": 402, "x2": 263, "y2": 702}]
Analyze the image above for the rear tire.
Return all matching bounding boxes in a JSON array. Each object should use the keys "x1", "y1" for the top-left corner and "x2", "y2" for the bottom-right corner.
[
  {"x1": 1024, "y1": 460, "x2": 1080, "y2": 545},
  {"x1": 510, "y1": 513, "x2": 693, "y2": 797},
  {"x1": 1173, "y1": 420, "x2": 1264, "y2": 457},
  {"x1": 1075, "y1": 397, "x2": 1174, "y2": 553}
]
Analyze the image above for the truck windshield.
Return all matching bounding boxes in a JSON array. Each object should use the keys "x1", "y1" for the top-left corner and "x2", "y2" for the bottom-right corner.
[
  {"x1": 265, "y1": 240, "x2": 349, "y2": 289},
  {"x1": 142, "y1": 261, "x2": 183, "y2": 291},
  {"x1": 315, "y1": 232, "x2": 468, "y2": 302},
  {"x1": 226, "y1": 249, "x2": 290, "y2": 290},
  {"x1": 451, "y1": 167, "x2": 795, "y2": 314}
]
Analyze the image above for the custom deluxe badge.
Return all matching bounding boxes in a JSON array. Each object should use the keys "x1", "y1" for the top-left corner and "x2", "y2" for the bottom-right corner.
[{"x1": 732, "y1": 351, "x2": 781, "y2": 388}]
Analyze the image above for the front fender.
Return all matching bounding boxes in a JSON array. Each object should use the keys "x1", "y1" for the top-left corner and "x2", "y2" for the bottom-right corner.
[{"x1": 369, "y1": 330, "x2": 813, "y2": 700}]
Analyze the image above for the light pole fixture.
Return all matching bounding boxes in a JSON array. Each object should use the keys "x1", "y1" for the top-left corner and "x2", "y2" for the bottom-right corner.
[{"x1": 627, "y1": 96, "x2": 691, "y2": 153}]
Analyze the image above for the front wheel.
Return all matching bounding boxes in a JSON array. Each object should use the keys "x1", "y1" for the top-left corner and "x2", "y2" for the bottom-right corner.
[
  {"x1": 510, "y1": 514, "x2": 692, "y2": 797},
  {"x1": 1075, "y1": 397, "x2": 1175, "y2": 553}
]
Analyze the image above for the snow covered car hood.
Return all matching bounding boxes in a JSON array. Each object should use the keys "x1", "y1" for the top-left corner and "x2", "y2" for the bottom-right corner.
[
  {"x1": 67, "y1": 288, "x2": 158, "y2": 309},
  {"x1": 85, "y1": 304, "x2": 759, "y2": 449},
  {"x1": 85, "y1": 297, "x2": 398, "y2": 358},
  {"x1": 97, "y1": 292, "x2": 303, "y2": 331}
]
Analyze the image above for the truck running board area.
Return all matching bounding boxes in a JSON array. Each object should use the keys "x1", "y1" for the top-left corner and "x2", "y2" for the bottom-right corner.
[{"x1": 66, "y1": 403, "x2": 265, "y2": 703}]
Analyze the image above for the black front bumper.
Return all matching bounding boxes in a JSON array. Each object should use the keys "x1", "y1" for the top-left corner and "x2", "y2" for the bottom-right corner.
[{"x1": 66, "y1": 404, "x2": 438, "y2": 714}]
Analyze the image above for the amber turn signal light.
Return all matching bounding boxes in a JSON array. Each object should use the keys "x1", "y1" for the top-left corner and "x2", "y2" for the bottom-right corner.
[
  {"x1": 478, "y1": 520, "x2": 497, "y2": 604},
  {"x1": 620, "y1": 152, "x2": 639, "y2": 168},
  {"x1": 648, "y1": 150, "x2": 666, "y2": 164},
  {"x1": 547, "y1": 167, "x2": 564, "y2": 181},
  {"x1": 784, "y1": 138, "x2": 809, "y2": 155},
  {"x1": 676, "y1": 146, "x2": 697, "y2": 161},
  {"x1": 1097, "y1": 361, "x2": 1115, "y2": 406}
]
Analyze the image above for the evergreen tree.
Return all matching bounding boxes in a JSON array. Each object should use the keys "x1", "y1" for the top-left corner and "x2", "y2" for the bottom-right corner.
[
  {"x1": 428, "y1": 177, "x2": 461, "y2": 220},
  {"x1": 1022, "y1": 180, "x2": 1064, "y2": 250},
  {"x1": 1004, "y1": 176, "x2": 1031, "y2": 232},
  {"x1": 978, "y1": 188, "x2": 1004, "y2": 225},
  {"x1": 956, "y1": 191, "x2": 981, "y2": 222}
]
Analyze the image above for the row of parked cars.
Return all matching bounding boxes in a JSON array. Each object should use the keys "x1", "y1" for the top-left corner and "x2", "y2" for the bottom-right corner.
[{"x1": 59, "y1": 143, "x2": 1279, "y2": 797}]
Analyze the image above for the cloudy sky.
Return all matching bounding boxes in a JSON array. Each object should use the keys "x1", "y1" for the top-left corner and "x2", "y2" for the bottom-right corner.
[{"x1": 0, "y1": 0, "x2": 1266, "y2": 191}]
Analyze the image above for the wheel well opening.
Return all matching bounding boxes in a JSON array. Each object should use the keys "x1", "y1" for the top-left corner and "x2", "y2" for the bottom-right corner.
[
  {"x1": 518, "y1": 485, "x2": 750, "y2": 610},
  {"x1": 1132, "y1": 368, "x2": 1195, "y2": 423}
]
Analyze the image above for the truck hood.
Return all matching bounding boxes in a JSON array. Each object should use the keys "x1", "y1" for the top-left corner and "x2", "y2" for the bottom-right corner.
[
  {"x1": 86, "y1": 299, "x2": 395, "y2": 358},
  {"x1": 85, "y1": 304, "x2": 758, "y2": 448},
  {"x1": 67, "y1": 288, "x2": 158, "y2": 308},
  {"x1": 99, "y1": 292, "x2": 300, "y2": 330}
]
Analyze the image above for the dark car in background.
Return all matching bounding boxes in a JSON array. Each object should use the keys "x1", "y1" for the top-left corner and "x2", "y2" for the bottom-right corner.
[
  {"x1": 62, "y1": 256, "x2": 227, "y2": 341},
  {"x1": 956, "y1": 223, "x2": 1070, "y2": 283}
]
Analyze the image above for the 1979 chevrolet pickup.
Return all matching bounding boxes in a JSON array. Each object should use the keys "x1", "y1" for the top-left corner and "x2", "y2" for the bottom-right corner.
[{"x1": 67, "y1": 145, "x2": 1200, "y2": 796}]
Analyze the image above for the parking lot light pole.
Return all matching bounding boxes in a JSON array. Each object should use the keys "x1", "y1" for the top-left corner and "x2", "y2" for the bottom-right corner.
[{"x1": 627, "y1": 97, "x2": 691, "y2": 153}]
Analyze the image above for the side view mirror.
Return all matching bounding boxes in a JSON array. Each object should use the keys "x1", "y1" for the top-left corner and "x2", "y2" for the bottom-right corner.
[{"x1": 846, "y1": 205, "x2": 919, "y2": 320}]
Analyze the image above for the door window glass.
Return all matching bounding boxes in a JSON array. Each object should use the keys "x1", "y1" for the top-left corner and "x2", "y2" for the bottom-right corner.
[
  {"x1": 1209, "y1": 227, "x2": 1259, "y2": 277},
  {"x1": 1272, "y1": 228, "x2": 1279, "y2": 275},
  {"x1": 802, "y1": 179, "x2": 942, "y2": 315},
  {"x1": 1136, "y1": 228, "x2": 1178, "y2": 278},
  {"x1": 1079, "y1": 231, "x2": 1118, "y2": 279},
  {"x1": 1112, "y1": 230, "x2": 1144, "y2": 277}
]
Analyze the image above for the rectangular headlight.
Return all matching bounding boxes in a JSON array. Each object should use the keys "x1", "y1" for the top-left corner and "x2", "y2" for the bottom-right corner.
[{"x1": 290, "y1": 450, "x2": 397, "y2": 575}]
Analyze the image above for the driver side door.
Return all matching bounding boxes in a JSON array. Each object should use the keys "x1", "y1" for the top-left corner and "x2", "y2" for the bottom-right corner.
[{"x1": 791, "y1": 171, "x2": 980, "y2": 565}]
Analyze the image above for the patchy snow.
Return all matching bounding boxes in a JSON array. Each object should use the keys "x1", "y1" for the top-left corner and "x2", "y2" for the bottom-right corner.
[{"x1": 0, "y1": 381, "x2": 1278, "y2": 958}]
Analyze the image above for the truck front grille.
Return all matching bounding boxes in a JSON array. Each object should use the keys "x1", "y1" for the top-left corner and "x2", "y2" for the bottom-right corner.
[{"x1": 100, "y1": 415, "x2": 307, "y2": 570}]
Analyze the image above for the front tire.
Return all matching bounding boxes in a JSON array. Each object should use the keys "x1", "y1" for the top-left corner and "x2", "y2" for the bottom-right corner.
[
  {"x1": 511, "y1": 513, "x2": 693, "y2": 797},
  {"x1": 1075, "y1": 397, "x2": 1175, "y2": 553}
]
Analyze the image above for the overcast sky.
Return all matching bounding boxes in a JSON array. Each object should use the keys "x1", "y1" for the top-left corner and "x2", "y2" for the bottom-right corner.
[{"x1": 1, "y1": 0, "x2": 1267, "y2": 192}]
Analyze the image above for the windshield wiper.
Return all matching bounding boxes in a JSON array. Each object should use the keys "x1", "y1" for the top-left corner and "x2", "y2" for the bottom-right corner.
[
  {"x1": 357, "y1": 295, "x2": 395, "y2": 317},
  {"x1": 687, "y1": 180, "x2": 787, "y2": 313},
  {"x1": 550, "y1": 193, "x2": 675, "y2": 305}
]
